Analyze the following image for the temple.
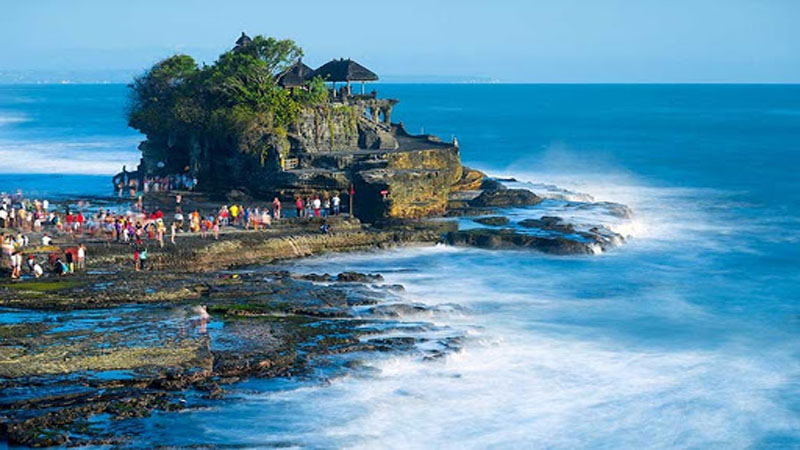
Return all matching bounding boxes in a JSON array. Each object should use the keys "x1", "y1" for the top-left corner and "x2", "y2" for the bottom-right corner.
[{"x1": 127, "y1": 33, "x2": 471, "y2": 223}]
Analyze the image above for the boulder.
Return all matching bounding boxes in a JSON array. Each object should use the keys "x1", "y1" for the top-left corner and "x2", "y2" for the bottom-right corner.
[
  {"x1": 445, "y1": 229, "x2": 598, "y2": 255},
  {"x1": 518, "y1": 216, "x2": 575, "y2": 233},
  {"x1": 479, "y1": 178, "x2": 507, "y2": 191},
  {"x1": 336, "y1": 272, "x2": 384, "y2": 283},
  {"x1": 469, "y1": 189, "x2": 542, "y2": 208},
  {"x1": 473, "y1": 216, "x2": 510, "y2": 226}
]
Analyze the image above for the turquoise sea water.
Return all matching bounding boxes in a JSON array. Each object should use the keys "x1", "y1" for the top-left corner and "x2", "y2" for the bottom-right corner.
[{"x1": 2, "y1": 84, "x2": 800, "y2": 448}]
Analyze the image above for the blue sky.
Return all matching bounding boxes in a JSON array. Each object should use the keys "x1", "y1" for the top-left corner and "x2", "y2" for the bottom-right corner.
[{"x1": 2, "y1": 0, "x2": 799, "y2": 82}]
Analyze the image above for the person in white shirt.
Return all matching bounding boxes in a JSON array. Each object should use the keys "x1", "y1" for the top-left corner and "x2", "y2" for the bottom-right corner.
[
  {"x1": 332, "y1": 194, "x2": 341, "y2": 215},
  {"x1": 77, "y1": 244, "x2": 86, "y2": 270},
  {"x1": 41, "y1": 234, "x2": 52, "y2": 246},
  {"x1": 33, "y1": 262, "x2": 43, "y2": 278},
  {"x1": 312, "y1": 196, "x2": 322, "y2": 217}
]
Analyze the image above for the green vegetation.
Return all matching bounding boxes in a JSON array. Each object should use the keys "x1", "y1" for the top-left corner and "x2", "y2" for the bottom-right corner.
[
  {"x1": 127, "y1": 35, "x2": 329, "y2": 169},
  {"x1": 1, "y1": 280, "x2": 84, "y2": 292}
]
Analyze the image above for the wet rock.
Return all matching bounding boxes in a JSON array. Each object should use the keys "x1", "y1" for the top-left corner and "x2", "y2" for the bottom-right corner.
[
  {"x1": 444, "y1": 208, "x2": 498, "y2": 217},
  {"x1": 602, "y1": 202, "x2": 634, "y2": 219},
  {"x1": 217, "y1": 377, "x2": 240, "y2": 385},
  {"x1": 198, "y1": 380, "x2": 225, "y2": 399},
  {"x1": 298, "y1": 273, "x2": 333, "y2": 282},
  {"x1": 473, "y1": 216, "x2": 510, "y2": 226},
  {"x1": 373, "y1": 284, "x2": 405, "y2": 292},
  {"x1": 469, "y1": 189, "x2": 542, "y2": 208},
  {"x1": 366, "y1": 303, "x2": 431, "y2": 318},
  {"x1": 518, "y1": 216, "x2": 575, "y2": 233},
  {"x1": 580, "y1": 226, "x2": 626, "y2": 248},
  {"x1": 479, "y1": 178, "x2": 508, "y2": 191},
  {"x1": 368, "y1": 336, "x2": 418, "y2": 351},
  {"x1": 445, "y1": 229, "x2": 597, "y2": 254},
  {"x1": 336, "y1": 272, "x2": 384, "y2": 283}
]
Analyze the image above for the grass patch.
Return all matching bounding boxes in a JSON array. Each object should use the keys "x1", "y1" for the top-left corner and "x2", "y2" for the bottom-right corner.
[{"x1": 0, "y1": 280, "x2": 84, "y2": 292}]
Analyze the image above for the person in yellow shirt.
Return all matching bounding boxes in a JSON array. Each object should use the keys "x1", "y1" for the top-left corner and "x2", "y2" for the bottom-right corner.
[{"x1": 230, "y1": 204, "x2": 239, "y2": 226}]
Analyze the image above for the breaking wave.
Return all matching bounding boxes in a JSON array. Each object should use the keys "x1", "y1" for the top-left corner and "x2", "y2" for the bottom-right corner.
[
  {"x1": 0, "y1": 112, "x2": 29, "y2": 125},
  {"x1": 0, "y1": 137, "x2": 140, "y2": 175}
]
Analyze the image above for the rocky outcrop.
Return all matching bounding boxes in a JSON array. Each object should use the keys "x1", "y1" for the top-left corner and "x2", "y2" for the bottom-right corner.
[
  {"x1": 445, "y1": 229, "x2": 599, "y2": 255},
  {"x1": 473, "y1": 216, "x2": 510, "y2": 226},
  {"x1": 469, "y1": 189, "x2": 542, "y2": 208},
  {"x1": 445, "y1": 221, "x2": 625, "y2": 255},
  {"x1": 452, "y1": 167, "x2": 486, "y2": 191},
  {"x1": 518, "y1": 216, "x2": 575, "y2": 233},
  {"x1": 446, "y1": 229, "x2": 582, "y2": 254},
  {"x1": 130, "y1": 96, "x2": 465, "y2": 224}
]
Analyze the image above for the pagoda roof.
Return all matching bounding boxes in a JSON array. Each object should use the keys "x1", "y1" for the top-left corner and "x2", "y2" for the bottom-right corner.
[
  {"x1": 313, "y1": 58, "x2": 378, "y2": 82},
  {"x1": 276, "y1": 60, "x2": 314, "y2": 87},
  {"x1": 235, "y1": 32, "x2": 252, "y2": 47}
]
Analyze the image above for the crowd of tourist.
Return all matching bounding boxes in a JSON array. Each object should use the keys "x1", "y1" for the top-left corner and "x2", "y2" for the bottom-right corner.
[
  {"x1": 0, "y1": 191, "x2": 92, "y2": 279},
  {"x1": 2, "y1": 187, "x2": 346, "y2": 280},
  {"x1": 117, "y1": 173, "x2": 198, "y2": 197},
  {"x1": 294, "y1": 193, "x2": 341, "y2": 218}
]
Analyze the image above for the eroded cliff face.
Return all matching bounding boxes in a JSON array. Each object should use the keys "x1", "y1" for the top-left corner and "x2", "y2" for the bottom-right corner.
[
  {"x1": 353, "y1": 146, "x2": 463, "y2": 222},
  {"x1": 135, "y1": 98, "x2": 466, "y2": 223},
  {"x1": 292, "y1": 105, "x2": 360, "y2": 152}
]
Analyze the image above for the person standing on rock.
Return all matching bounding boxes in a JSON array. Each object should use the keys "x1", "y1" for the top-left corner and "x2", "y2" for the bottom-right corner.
[
  {"x1": 191, "y1": 210, "x2": 201, "y2": 233},
  {"x1": 10, "y1": 251, "x2": 22, "y2": 279},
  {"x1": 64, "y1": 248, "x2": 74, "y2": 273},
  {"x1": 332, "y1": 193, "x2": 341, "y2": 215},
  {"x1": 139, "y1": 248, "x2": 148, "y2": 271},
  {"x1": 192, "y1": 304, "x2": 211, "y2": 334},
  {"x1": 230, "y1": 204, "x2": 239, "y2": 226},
  {"x1": 174, "y1": 211, "x2": 184, "y2": 231},
  {"x1": 272, "y1": 197, "x2": 281, "y2": 220},
  {"x1": 312, "y1": 196, "x2": 322, "y2": 217},
  {"x1": 295, "y1": 197, "x2": 303, "y2": 218},
  {"x1": 77, "y1": 243, "x2": 86, "y2": 270},
  {"x1": 156, "y1": 219, "x2": 165, "y2": 248},
  {"x1": 170, "y1": 222, "x2": 177, "y2": 245},
  {"x1": 212, "y1": 217, "x2": 220, "y2": 240}
]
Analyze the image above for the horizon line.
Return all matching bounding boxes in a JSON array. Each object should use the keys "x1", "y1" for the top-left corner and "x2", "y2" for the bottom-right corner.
[{"x1": 1, "y1": 81, "x2": 798, "y2": 86}]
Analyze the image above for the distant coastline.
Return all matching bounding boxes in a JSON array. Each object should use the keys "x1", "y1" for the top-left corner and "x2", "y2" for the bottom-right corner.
[{"x1": 0, "y1": 70, "x2": 499, "y2": 85}]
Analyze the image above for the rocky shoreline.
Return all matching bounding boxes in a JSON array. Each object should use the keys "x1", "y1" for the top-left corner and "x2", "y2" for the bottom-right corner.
[{"x1": 0, "y1": 181, "x2": 631, "y2": 447}]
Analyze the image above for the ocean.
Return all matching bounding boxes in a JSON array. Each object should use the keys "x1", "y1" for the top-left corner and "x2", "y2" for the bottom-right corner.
[{"x1": 2, "y1": 83, "x2": 800, "y2": 448}]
